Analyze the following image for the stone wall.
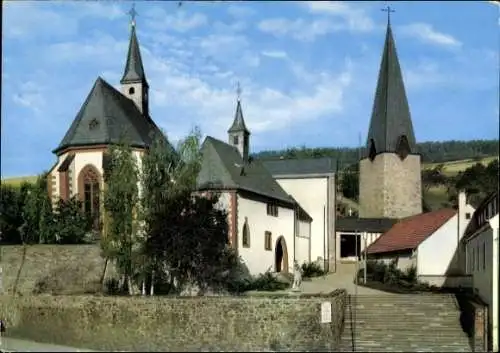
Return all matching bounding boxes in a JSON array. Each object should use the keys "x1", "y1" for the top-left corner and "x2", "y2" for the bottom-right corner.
[
  {"x1": 359, "y1": 153, "x2": 422, "y2": 219},
  {"x1": 0, "y1": 245, "x2": 111, "y2": 295},
  {"x1": 0, "y1": 292, "x2": 346, "y2": 352}
]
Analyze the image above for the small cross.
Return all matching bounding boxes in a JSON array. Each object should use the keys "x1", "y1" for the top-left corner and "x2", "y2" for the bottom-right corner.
[
  {"x1": 381, "y1": 4, "x2": 395, "y2": 24},
  {"x1": 236, "y1": 81, "x2": 242, "y2": 101},
  {"x1": 129, "y1": 3, "x2": 138, "y2": 26}
]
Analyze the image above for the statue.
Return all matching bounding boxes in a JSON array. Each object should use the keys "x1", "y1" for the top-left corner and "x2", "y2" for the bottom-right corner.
[{"x1": 291, "y1": 261, "x2": 302, "y2": 292}]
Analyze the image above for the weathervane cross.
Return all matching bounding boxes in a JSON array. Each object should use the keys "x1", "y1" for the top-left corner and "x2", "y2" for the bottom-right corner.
[
  {"x1": 129, "y1": 3, "x2": 138, "y2": 26},
  {"x1": 236, "y1": 81, "x2": 242, "y2": 101},
  {"x1": 381, "y1": 4, "x2": 395, "y2": 24}
]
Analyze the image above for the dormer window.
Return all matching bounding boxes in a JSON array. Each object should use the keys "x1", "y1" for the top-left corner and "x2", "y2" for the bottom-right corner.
[
  {"x1": 89, "y1": 118, "x2": 99, "y2": 131},
  {"x1": 368, "y1": 139, "x2": 377, "y2": 161},
  {"x1": 129, "y1": 87, "x2": 135, "y2": 95},
  {"x1": 396, "y1": 135, "x2": 411, "y2": 160},
  {"x1": 233, "y1": 136, "x2": 239, "y2": 145}
]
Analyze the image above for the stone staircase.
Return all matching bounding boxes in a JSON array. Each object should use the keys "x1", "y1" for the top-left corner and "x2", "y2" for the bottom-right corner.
[{"x1": 338, "y1": 294, "x2": 472, "y2": 352}]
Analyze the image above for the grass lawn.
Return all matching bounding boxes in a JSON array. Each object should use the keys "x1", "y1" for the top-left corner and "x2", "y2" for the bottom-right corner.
[{"x1": 423, "y1": 156, "x2": 498, "y2": 176}]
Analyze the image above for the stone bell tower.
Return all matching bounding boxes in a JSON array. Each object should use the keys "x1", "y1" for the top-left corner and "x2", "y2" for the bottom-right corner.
[{"x1": 359, "y1": 8, "x2": 422, "y2": 219}]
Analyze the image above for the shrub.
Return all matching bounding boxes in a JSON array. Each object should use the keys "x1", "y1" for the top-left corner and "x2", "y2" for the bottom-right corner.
[
  {"x1": 401, "y1": 265, "x2": 417, "y2": 284},
  {"x1": 383, "y1": 259, "x2": 400, "y2": 285},
  {"x1": 301, "y1": 262, "x2": 325, "y2": 279},
  {"x1": 247, "y1": 271, "x2": 289, "y2": 292}
]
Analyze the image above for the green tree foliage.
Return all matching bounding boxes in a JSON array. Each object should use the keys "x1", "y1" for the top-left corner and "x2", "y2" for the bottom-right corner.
[
  {"x1": 254, "y1": 139, "x2": 499, "y2": 165},
  {"x1": 421, "y1": 164, "x2": 447, "y2": 191},
  {"x1": 102, "y1": 141, "x2": 139, "y2": 294},
  {"x1": 340, "y1": 163, "x2": 359, "y2": 201},
  {"x1": 0, "y1": 184, "x2": 24, "y2": 244},
  {"x1": 140, "y1": 127, "x2": 240, "y2": 294},
  {"x1": 52, "y1": 197, "x2": 91, "y2": 244},
  {"x1": 450, "y1": 159, "x2": 499, "y2": 207}
]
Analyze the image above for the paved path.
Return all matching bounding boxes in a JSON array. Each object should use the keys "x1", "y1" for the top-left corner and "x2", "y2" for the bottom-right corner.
[{"x1": 0, "y1": 337, "x2": 98, "y2": 352}]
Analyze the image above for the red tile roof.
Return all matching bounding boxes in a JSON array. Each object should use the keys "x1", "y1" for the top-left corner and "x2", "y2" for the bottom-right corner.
[{"x1": 366, "y1": 208, "x2": 457, "y2": 255}]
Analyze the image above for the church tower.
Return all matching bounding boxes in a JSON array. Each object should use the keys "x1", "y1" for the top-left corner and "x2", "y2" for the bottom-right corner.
[
  {"x1": 120, "y1": 7, "x2": 149, "y2": 117},
  {"x1": 359, "y1": 10, "x2": 422, "y2": 219},
  {"x1": 228, "y1": 83, "x2": 250, "y2": 161}
]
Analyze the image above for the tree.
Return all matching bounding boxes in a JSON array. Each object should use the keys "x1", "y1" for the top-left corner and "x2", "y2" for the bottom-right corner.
[
  {"x1": 0, "y1": 185, "x2": 23, "y2": 244},
  {"x1": 141, "y1": 127, "x2": 239, "y2": 295},
  {"x1": 340, "y1": 163, "x2": 359, "y2": 201},
  {"x1": 102, "y1": 140, "x2": 139, "y2": 295},
  {"x1": 52, "y1": 197, "x2": 90, "y2": 244},
  {"x1": 422, "y1": 164, "x2": 447, "y2": 191}
]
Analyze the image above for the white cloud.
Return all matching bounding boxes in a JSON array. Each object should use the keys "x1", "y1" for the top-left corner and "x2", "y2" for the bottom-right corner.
[
  {"x1": 144, "y1": 8, "x2": 208, "y2": 33},
  {"x1": 11, "y1": 81, "x2": 46, "y2": 114},
  {"x1": 303, "y1": 1, "x2": 375, "y2": 32},
  {"x1": 261, "y1": 50, "x2": 289, "y2": 59},
  {"x1": 258, "y1": 18, "x2": 335, "y2": 42},
  {"x1": 399, "y1": 23, "x2": 462, "y2": 48}
]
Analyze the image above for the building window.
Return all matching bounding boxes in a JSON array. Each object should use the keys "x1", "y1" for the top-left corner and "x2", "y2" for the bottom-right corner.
[
  {"x1": 483, "y1": 242, "x2": 486, "y2": 270},
  {"x1": 80, "y1": 166, "x2": 101, "y2": 230},
  {"x1": 233, "y1": 136, "x2": 239, "y2": 145},
  {"x1": 242, "y1": 218, "x2": 250, "y2": 248},
  {"x1": 264, "y1": 231, "x2": 272, "y2": 251},
  {"x1": 129, "y1": 87, "x2": 135, "y2": 95},
  {"x1": 267, "y1": 203, "x2": 278, "y2": 217},
  {"x1": 476, "y1": 245, "x2": 480, "y2": 271},
  {"x1": 465, "y1": 213, "x2": 471, "y2": 220}
]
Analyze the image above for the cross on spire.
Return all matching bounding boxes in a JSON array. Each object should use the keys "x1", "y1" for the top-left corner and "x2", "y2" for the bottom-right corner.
[
  {"x1": 236, "y1": 81, "x2": 242, "y2": 101},
  {"x1": 129, "y1": 3, "x2": 138, "y2": 27},
  {"x1": 381, "y1": 3, "x2": 395, "y2": 25}
]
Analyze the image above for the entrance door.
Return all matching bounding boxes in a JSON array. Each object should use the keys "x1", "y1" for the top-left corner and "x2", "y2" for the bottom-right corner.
[
  {"x1": 340, "y1": 233, "x2": 360, "y2": 262},
  {"x1": 275, "y1": 236, "x2": 289, "y2": 273}
]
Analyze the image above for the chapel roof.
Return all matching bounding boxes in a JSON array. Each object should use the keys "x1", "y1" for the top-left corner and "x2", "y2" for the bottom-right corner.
[
  {"x1": 197, "y1": 136, "x2": 300, "y2": 207},
  {"x1": 53, "y1": 77, "x2": 166, "y2": 155},
  {"x1": 263, "y1": 157, "x2": 338, "y2": 177},
  {"x1": 366, "y1": 208, "x2": 456, "y2": 255},
  {"x1": 365, "y1": 18, "x2": 416, "y2": 157},
  {"x1": 121, "y1": 23, "x2": 147, "y2": 85},
  {"x1": 227, "y1": 100, "x2": 250, "y2": 135}
]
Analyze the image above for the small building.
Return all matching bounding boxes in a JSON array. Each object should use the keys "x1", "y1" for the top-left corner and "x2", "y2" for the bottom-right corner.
[
  {"x1": 263, "y1": 157, "x2": 337, "y2": 271},
  {"x1": 196, "y1": 97, "x2": 312, "y2": 276},
  {"x1": 462, "y1": 191, "x2": 499, "y2": 352},
  {"x1": 366, "y1": 201, "x2": 474, "y2": 288}
]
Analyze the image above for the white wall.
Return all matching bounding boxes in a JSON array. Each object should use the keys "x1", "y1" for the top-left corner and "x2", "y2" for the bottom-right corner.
[
  {"x1": 275, "y1": 178, "x2": 327, "y2": 264},
  {"x1": 376, "y1": 253, "x2": 416, "y2": 272},
  {"x1": 417, "y1": 215, "x2": 460, "y2": 276},
  {"x1": 295, "y1": 235, "x2": 310, "y2": 266},
  {"x1": 466, "y1": 215, "x2": 499, "y2": 352},
  {"x1": 236, "y1": 194, "x2": 295, "y2": 275}
]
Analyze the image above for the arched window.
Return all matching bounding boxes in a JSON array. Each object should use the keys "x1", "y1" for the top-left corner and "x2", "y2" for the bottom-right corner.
[
  {"x1": 368, "y1": 138, "x2": 377, "y2": 161},
  {"x1": 78, "y1": 165, "x2": 101, "y2": 230},
  {"x1": 242, "y1": 218, "x2": 250, "y2": 248},
  {"x1": 396, "y1": 135, "x2": 411, "y2": 160}
]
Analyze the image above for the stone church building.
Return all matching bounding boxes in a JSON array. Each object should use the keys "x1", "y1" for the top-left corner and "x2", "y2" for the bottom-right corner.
[{"x1": 46, "y1": 12, "x2": 431, "y2": 276}]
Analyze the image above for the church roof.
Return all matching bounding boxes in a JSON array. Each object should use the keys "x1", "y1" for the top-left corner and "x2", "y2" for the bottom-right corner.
[
  {"x1": 227, "y1": 100, "x2": 250, "y2": 134},
  {"x1": 121, "y1": 24, "x2": 147, "y2": 85},
  {"x1": 263, "y1": 157, "x2": 337, "y2": 177},
  {"x1": 197, "y1": 136, "x2": 296, "y2": 206},
  {"x1": 365, "y1": 20, "x2": 416, "y2": 157},
  {"x1": 53, "y1": 77, "x2": 163, "y2": 154}
]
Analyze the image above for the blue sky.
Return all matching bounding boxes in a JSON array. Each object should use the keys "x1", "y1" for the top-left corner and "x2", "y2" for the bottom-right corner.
[{"x1": 1, "y1": 1, "x2": 499, "y2": 178}]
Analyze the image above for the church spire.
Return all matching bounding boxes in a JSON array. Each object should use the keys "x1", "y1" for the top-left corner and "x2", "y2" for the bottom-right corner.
[
  {"x1": 365, "y1": 5, "x2": 416, "y2": 160},
  {"x1": 121, "y1": 4, "x2": 147, "y2": 85},
  {"x1": 228, "y1": 82, "x2": 250, "y2": 160}
]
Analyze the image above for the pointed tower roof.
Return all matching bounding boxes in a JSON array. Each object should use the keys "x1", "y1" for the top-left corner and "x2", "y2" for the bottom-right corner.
[
  {"x1": 53, "y1": 77, "x2": 165, "y2": 154},
  {"x1": 228, "y1": 100, "x2": 250, "y2": 134},
  {"x1": 120, "y1": 22, "x2": 147, "y2": 85},
  {"x1": 365, "y1": 16, "x2": 416, "y2": 156}
]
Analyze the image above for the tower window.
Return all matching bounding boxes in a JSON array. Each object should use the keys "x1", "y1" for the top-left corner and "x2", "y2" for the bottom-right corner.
[
  {"x1": 396, "y1": 135, "x2": 411, "y2": 160},
  {"x1": 129, "y1": 87, "x2": 135, "y2": 95},
  {"x1": 242, "y1": 218, "x2": 250, "y2": 248},
  {"x1": 233, "y1": 136, "x2": 239, "y2": 145},
  {"x1": 368, "y1": 139, "x2": 377, "y2": 161}
]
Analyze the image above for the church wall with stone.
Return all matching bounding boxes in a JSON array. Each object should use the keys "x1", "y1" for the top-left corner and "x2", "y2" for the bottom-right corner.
[{"x1": 359, "y1": 153, "x2": 422, "y2": 219}]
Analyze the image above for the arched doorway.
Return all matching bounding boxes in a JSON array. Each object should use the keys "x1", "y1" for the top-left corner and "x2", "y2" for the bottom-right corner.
[
  {"x1": 78, "y1": 164, "x2": 102, "y2": 231},
  {"x1": 275, "y1": 236, "x2": 289, "y2": 273}
]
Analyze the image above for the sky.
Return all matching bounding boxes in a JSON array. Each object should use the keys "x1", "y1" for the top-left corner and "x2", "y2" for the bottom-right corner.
[{"x1": 1, "y1": 1, "x2": 499, "y2": 178}]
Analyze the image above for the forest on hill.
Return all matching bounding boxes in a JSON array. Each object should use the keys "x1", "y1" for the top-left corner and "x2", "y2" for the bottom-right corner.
[{"x1": 254, "y1": 139, "x2": 499, "y2": 167}]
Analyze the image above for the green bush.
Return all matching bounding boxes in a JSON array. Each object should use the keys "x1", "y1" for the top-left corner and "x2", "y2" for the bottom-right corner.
[
  {"x1": 247, "y1": 272, "x2": 289, "y2": 292},
  {"x1": 401, "y1": 265, "x2": 418, "y2": 284},
  {"x1": 383, "y1": 259, "x2": 400, "y2": 285},
  {"x1": 301, "y1": 262, "x2": 326, "y2": 278}
]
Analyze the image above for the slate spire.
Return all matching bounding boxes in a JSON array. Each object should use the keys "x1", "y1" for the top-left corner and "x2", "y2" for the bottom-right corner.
[
  {"x1": 120, "y1": 6, "x2": 147, "y2": 85},
  {"x1": 365, "y1": 12, "x2": 416, "y2": 160},
  {"x1": 228, "y1": 82, "x2": 250, "y2": 161},
  {"x1": 228, "y1": 82, "x2": 250, "y2": 134}
]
